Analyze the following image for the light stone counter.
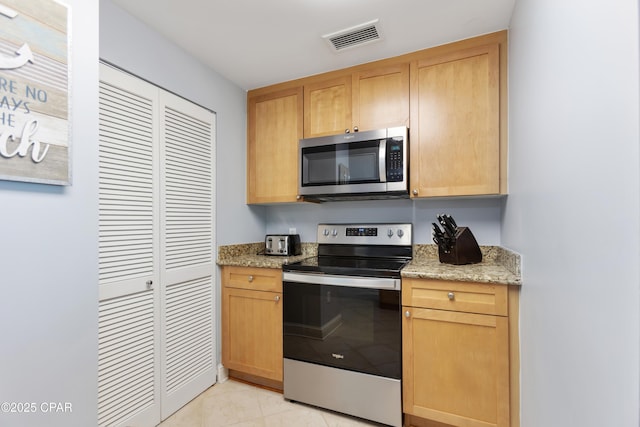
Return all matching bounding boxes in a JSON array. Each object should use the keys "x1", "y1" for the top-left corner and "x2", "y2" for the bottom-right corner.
[
  {"x1": 217, "y1": 242, "x2": 317, "y2": 269},
  {"x1": 403, "y1": 245, "x2": 521, "y2": 286},
  {"x1": 217, "y1": 243, "x2": 521, "y2": 286}
]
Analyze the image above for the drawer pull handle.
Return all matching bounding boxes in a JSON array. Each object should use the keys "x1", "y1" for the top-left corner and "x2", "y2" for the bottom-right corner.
[
  {"x1": 447, "y1": 292, "x2": 455, "y2": 301},
  {"x1": 405, "y1": 310, "x2": 411, "y2": 318},
  {"x1": 248, "y1": 275, "x2": 254, "y2": 282},
  {"x1": 274, "y1": 295, "x2": 281, "y2": 302}
]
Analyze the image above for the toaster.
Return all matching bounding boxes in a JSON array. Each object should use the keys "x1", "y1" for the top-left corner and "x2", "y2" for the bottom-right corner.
[{"x1": 265, "y1": 234, "x2": 301, "y2": 256}]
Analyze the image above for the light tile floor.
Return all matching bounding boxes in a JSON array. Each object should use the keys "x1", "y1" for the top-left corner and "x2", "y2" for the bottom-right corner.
[{"x1": 158, "y1": 379, "x2": 387, "y2": 427}]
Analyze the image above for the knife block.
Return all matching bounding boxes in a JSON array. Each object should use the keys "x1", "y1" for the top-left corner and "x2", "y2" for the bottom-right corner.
[{"x1": 438, "y1": 227, "x2": 483, "y2": 265}]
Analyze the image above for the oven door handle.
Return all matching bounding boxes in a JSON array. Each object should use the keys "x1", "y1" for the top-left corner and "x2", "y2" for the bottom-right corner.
[{"x1": 283, "y1": 272, "x2": 401, "y2": 290}]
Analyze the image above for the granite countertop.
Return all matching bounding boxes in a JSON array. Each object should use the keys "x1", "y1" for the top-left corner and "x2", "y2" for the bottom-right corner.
[
  {"x1": 402, "y1": 245, "x2": 521, "y2": 286},
  {"x1": 217, "y1": 243, "x2": 521, "y2": 286},
  {"x1": 217, "y1": 242, "x2": 317, "y2": 269}
]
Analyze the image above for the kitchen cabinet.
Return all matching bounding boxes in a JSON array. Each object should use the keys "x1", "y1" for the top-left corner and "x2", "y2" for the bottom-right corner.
[
  {"x1": 303, "y1": 74, "x2": 351, "y2": 138},
  {"x1": 247, "y1": 86, "x2": 303, "y2": 204},
  {"x1": 303, "y1": 63, "x2": 409, "y2": 138},
  {"x1": 221, "y1": 266, "x2": 283, "y2": 387},
  {"x1": 402, "y1": 279, "x2": 519, "y2": 427},
  {"x1": 246, "y1": 31, "x2": 507, "y2": 204},
  {"x1": 409, "y1": 40, "x2": 505, "y2": 198}
]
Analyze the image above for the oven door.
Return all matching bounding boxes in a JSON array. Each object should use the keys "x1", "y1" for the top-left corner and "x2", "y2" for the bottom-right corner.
[{"x1": 282, "y1": 272, "x2": 402, "y2": 380}]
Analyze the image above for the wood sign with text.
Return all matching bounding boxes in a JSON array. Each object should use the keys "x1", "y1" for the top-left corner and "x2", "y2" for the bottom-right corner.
[{"x1": 0, "y1": 0, "x2": 70, "y2": 185}]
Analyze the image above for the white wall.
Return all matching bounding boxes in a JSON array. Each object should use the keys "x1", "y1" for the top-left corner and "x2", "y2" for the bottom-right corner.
[
  {"x1": 266, "y1": 197, "x2": 503, "y2": 245},
  {"x1": 99, "y1": 0, "x2": 263, "y2": 386},
  {"x1": 0, "y1": 1, "x2": 99, "y2": 426},
  {"x1": 505, "y1": 1, "x2": 640, "y2": 426},
  {"x1": 99, "y1": 0, "x2": 264, "y2": 246},
  {"x1": 99, "y1": 0, "x2": 505, "y2": 249}
]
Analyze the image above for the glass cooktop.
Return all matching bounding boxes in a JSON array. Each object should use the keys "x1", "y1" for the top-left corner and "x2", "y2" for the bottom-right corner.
[{"x1": 283, "y1": 256, "x2": 410, "y2": 278}]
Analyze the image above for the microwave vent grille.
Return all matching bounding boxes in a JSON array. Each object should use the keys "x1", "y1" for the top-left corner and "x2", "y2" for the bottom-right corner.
[{"x1": 322, "y1": 19, "x2": 382, "y2": 52}]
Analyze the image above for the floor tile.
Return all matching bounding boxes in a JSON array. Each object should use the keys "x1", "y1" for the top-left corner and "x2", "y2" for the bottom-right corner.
[
  {"x1": 263, "y1": 405, "x2": 329, "y2": 427},
  {"x1": 158, "y1": 379, "x2": 385, "y2": 427}
]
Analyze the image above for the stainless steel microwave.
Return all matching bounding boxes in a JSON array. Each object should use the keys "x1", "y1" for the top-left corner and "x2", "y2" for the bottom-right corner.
[{"x1": 299, "y1": 127, "x2": 408, "y2": 202}]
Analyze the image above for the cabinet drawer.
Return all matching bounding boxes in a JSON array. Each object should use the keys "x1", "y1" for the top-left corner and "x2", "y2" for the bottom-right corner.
[
  {"x1": 222, "y1": 266, "x2": 282, "y2": 292},
  {"x1": 402, "y1": 279, "x2": 507, "y2": 316}
]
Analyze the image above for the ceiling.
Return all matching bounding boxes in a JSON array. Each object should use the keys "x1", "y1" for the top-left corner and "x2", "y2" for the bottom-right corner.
[{"x1": 111, "y1": 0, "x2": 516, "y2": 91}]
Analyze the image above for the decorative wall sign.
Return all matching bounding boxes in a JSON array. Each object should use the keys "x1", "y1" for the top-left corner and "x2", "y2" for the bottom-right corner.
[{"x1": 0, "y1": 0, "x2": 70, "y2": 185}]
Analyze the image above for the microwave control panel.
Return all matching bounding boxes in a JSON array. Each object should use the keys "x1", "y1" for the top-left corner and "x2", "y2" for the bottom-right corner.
[{"x1": 386, "y1": 139, "x2": 404, "y2": 182}]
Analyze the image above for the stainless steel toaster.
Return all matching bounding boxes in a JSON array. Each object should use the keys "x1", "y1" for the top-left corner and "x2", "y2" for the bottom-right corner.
[{"x1": 265, "y1": 234, "x2": 301, "y2": 256}]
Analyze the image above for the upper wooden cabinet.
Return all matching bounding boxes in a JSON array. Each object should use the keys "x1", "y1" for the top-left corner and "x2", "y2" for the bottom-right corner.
[
  {"x1": 247, "y1": 86, "x2": 303, "y2": 204},
  {"x1": 304, "y1": 63, "x2": 410, "y2": 138},
  {"x1": 246, "y1": 31, "x2": 507, "y2": 204},
  {"x1": 304, "y1": 75, "x2": 351, "y2": 138},
  {"x1": 410, "y1": 35, "x2": 507, "y2": 198}
]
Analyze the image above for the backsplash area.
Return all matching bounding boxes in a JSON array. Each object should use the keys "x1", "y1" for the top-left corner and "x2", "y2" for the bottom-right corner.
[{"x1": 264, "y1": 197, "x2": 504, "y2": 246}]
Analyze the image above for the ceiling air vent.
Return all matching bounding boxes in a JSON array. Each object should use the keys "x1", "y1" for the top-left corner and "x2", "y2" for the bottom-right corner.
[{"x1": 322, "y1": 19, "x2": 383, "y2": 52}]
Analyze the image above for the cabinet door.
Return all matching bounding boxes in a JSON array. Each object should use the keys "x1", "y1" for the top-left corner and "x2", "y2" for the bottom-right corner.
[
  {"x1": 247, "y1": 87, "x2": 303, "y2": 204},
  {"x1": 403, "y1": 307, "x2": 509, "y2": 427},
  {"x1": 402, "y1": 279, "x2": 508, "y2": 316},
  {"x1": 304, "y1": 75, "x2": 351, "y2": 138},
  {"x1": 223, "y1": 266, "x2": 282, "y2": 292},
  {"x1": 410, "y1": 44, "x2": 500, "y2": 197},
  {"x1": 222, "y1": 287, "x2": 283, "y2": 381},
  {"x1": 352, "y1": 63, "x2": 409, "y2": 132}
]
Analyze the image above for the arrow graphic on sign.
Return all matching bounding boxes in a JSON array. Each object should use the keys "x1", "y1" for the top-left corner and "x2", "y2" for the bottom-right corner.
[
  {"x1": 0, "y1": 4, "x2": 18, "y2": 18},
  {"x1": 0, "y1": 5, "x2": 33, "y2": 70},
  {"x1": 0, "y1": 43, "x2": 34, "y2": 69}
]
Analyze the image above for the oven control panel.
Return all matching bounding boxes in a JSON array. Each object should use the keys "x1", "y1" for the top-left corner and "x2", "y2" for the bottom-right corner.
[
  {"x1": 317, "y1": 223, "x2": 412, "y2": 246},
  {"x1": 346, "y1": 227, "x2": 378, "y2": 236}
]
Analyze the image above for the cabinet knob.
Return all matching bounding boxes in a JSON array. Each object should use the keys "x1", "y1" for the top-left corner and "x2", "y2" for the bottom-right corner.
[
  {"x1": 448, "y1": 292, "x2": 455, "y2": 301},
  {"x1": 412, "y1": 189, "x2": 418, "y2": 196},
  {"x1": 345, "y1": 128, "x2": 350, "y2": 133},
  {"x1": 353, "y1": 126, "x2": 358, "y2": 132},
  {"x1": 146, "y1": 280, "x2": 153, "y2": 289},
  {"x1": 405, "y1": 310, "x2": 411, "y2": 318},
  {"x1": 274, "y1": 295, "x2": 281, "y2": 302},
  {"x1": 248, "y1": 275, "x2": 254, "y2": 283},
  {"x1": 296, "y1": 195, "x2": 301, "y2": 200}
]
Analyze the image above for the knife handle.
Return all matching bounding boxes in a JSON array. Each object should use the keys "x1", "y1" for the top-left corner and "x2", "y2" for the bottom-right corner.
[{"x1": 445, "y1": 214, "x2": 458, "y2": 229}]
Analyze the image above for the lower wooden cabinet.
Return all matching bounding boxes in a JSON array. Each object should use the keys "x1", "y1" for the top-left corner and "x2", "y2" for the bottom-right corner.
[
  {"x1": 220, "y1": 267, "x2": 520, "y2": 423},
  {"x1": 402, "y1": 279, "x2": 519, "y2": 427},
  {"x1": 221, "y1": 266, "x2": 283, "y2": 385}
]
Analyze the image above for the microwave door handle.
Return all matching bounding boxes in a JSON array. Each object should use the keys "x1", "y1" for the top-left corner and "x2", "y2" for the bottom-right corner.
[{"x1": 379, "y1": 139, "x2": 387, "y2": 182}]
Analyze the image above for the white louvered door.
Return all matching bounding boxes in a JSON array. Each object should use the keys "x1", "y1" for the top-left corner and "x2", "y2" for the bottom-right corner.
[
  {"x1": 98, "y1": 65, "x2": 161, "y2": 427},
  {"x1": 98, "y1": 64, "x2": 216, "y2": 427},
  {"x1": 159, "y1": 90, "x2": 216, "y2": 418}
]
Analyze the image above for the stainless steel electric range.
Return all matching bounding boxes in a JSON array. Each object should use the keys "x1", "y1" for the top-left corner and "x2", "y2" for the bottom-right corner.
[{"x1": 282, "y1": 223, "x2": 412, "y2": 427}]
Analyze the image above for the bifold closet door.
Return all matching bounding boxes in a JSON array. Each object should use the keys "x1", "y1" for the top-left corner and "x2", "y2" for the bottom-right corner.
[
  {"x1": 98, "y1": 64, "x2": 162, "y2": 427},
  {"x1": 98, "y1": 63, "x2": 216, "y2": 427},
  {"x1": 159, "y1": 90, "x2": 216, "y2": 419}
]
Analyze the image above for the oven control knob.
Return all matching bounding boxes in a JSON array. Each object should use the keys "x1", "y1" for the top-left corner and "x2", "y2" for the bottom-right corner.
[
  {"x1": 323, "y1": 229, "x2": 330, "y2": 236},
  {"x1": 397, "y1": 229, "x2": 404, "y2": 238},
  {"x1": 387, "y1": 229, "x2": 394, "y2": 238},
  {"x1": 331, "y1": 229, "x2": 338, "y2": 237}
]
